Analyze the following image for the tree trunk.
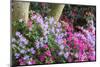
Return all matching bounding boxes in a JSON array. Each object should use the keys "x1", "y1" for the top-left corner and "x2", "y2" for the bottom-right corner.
[
  {"x1": 12, "y1": 1, "x2": 30, "y2": 23},
  {"x1": 49, "y1": 4, "x2": 65, "y2": 22}
]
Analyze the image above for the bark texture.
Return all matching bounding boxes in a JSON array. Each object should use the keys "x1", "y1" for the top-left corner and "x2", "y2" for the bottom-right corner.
[
  {"x1": 49, "y1": 4, "x2": 65, "y2": 22},
  {"x1": 12, "y1": 1, "x2": 30, "y2": 23}
]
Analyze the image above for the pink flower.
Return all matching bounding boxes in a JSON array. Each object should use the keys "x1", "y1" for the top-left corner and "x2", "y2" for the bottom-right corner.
[
  {"x1": 67, "y1": 37, "x2": 72, "y2": 41},
  {"x1": 20, "y1": 61, "x2": 25, "y2": 65},
  {"x1": 19, "y1": 58, "x2": 25, "y2": 65},
  {"x1": 39, "y1": 55, "x2": 46, "y2": 62},
  {"x1": 27, "y1": 20, "x2": 32, "y2": 28},
  {"x1": 63, "y1": 38, "x2": 67, "y2": 45},
  {"x1": 18, "y1": 58, "x2": 23, "y2": 63},
  {"x1": 31, "y1": 60, "x2": 36, "y2": 64},
  {"x1": 89, "y1": 55, "x2": 95, "y2": 61},
  {"x1": 68, "y1": 57, "x2": 73, "y2": 62},
  {"x1": 27, "y1": 60, "x2": 36, "y2": 65},
  {"x1": 43, "y1": 45, "x2": 48, "y2": 49},
  {"x1": 45, "y1": 50, "x2": 51, "y2": 57}
]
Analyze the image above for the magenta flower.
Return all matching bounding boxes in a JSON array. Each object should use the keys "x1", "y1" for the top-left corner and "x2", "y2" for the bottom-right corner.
[
  {"x1": 45, "y1": 50, "x2": 52, "y2": 57},
  {"x1": 39, "y1": 55, "x2": 46, "y2": 62},
  {"x1": 18, "y1": 58, "x2": 25, "y2": 65},
  {"x1": 31, "y1": 60, "x2": 36, "y2": 64},
  {"x1": 27, "y1": 60, "x2": 36, "y2": 65},
  {"x1": 19, "y1": 61, "x2": 25, "y2": 65}
]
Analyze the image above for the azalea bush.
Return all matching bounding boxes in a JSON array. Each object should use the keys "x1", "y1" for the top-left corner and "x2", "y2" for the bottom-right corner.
[{"x1": 12, "y1": 9, "x2": 96, "y2": 66}]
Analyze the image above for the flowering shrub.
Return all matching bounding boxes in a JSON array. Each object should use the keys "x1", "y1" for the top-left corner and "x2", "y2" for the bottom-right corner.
[{"x1": 12, "y1": 12, "x2": 96, "y2": 66}]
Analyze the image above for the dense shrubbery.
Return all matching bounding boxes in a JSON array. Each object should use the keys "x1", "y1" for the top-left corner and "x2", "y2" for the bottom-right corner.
[{"x1": 12, "y1": 11, "x2": 96, "y2": 65}]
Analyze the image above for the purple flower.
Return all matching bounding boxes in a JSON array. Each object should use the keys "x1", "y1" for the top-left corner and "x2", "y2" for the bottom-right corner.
[
  {"x1": 56, "y1": 28, "x2": 60, "y2": 33},
  {"x1": 49, "y1": 17, "x2": 54, "y2": 25},
  {"x1": 30, "y1": 48, "x2": 36, "y2": 54},
  {"x1": 51, "y1": 27, "x2": 55, "y2": 33},
  {"x1": 31, "y1": 15, "x2": 37, "y2": 20},
  {"x1": 35, "y1": 40, "x2": 40, "y2": 49},
  {"x1": 16, "y1": 31, "x2": 21, "y2": 37},
  {"x1": 44, "y1": 24, "x2": 48, "y2": 29},
  {"x1": 57, "y1": 22, "x2": 61, "y2": 28},
  {"x1": 15, "y1": 53, "x2": 20, "y2": 59},
  {"x1": 20, "y1": 37, "x2": 26, "y2": 42},
  {"x1": 20, "y1": 50, "x2": 27, "y2": 54},
  {"x1": 36, "y1": 44, "x2": 40, "y2": 49},
  {"x1": 23, "y1": 55, "x2": 30, "y2": 60},
  {"x1": 36, "y1": 16, "x2": 44, "y2": 24},
  {"x1": 55, "y1": 38, "x2": 63, "y2": 45},
  {"x1": 19, "y1": 42, "x2": 23, "y2": 46},
  {"x1": 40, "y1": 42, "x2": 44, "y2": 47},
  {"x1": 20, "y1": 37, "x2": 28, "y2": 45}
]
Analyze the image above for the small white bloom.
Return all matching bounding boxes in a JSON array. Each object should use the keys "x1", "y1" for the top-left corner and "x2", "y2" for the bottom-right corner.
[
  {"x1": 12, "y1": 38, "x2": 16, "y2": 42},
  {"x1": 58, "y1": 51, "x2": 64, "y2": 56},
  {"x1": 60, "y1": 45, "x2": 64, "y2": 50},
  {"x1": 64, "y1": 52, "x2": 69, "y2": 59},
  {"x1": 40, "y1": 37, "x2": 43, "y2": 42},
  {"x1": 12, "y1": 44, "x2": 16, "y2": 48},
  {"x1": 19, "y1": 19, "x2": 23, "y2": 22}
]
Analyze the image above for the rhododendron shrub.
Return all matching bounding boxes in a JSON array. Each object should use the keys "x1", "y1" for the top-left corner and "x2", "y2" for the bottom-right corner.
[{"x1": 12, "y1": 10, "x2": 96, "y2": 66}]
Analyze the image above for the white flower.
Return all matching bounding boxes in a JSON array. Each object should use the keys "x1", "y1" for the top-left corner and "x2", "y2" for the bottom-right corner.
[
  {"x1": 12, "y1": 44, "x2": 16, "y2": 48},
  {"x1": 29, "y1": 27, "x2": 32, "y2": 31},
  {"x1": 75, "y1": 53, "x2": 79, "y2": 58},
  {"x1": 19, "y1": 19, "x2": 23, "y2": 22},
  {"x1": 58, "y1": 51, "x2": 64, "y2": 56},
  {"x1": 64, "y1": 52, "x2": 69, "y2": 59},
  {"x1": 23, "y1": 55, "x2": 30, "y2": 60},
  {"x1": 59, "y1": 45, "x2": 64, "y2": 50},
  {"x1": 12, "y1": 38, "x2": 16, "y2": 42},
  {"x1": 40, "y1": 37, "x2": 43, "y2": 42},
  {"x1": 35, "y1": 40, "x2": 40, "y2": 49},
  {"x1": 44, "y1": 17, "x2": 48, "y2": 20}
]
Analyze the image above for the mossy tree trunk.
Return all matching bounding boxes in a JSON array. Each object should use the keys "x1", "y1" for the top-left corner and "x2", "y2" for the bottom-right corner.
[
  {"x1": 49, "y1": 4, "x2": 65, "y2": 22},
  {"x1": 12, "y1": 1, "x2": 30, "y2": 23}
]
